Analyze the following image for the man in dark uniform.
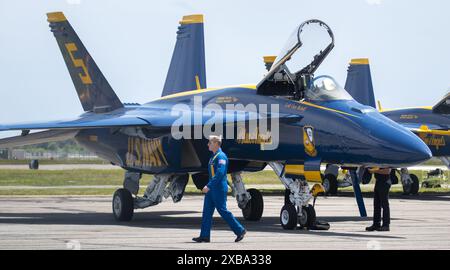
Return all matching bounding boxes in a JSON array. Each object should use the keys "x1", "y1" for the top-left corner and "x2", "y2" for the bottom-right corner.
[
  {"x1": 366, "y1": 168, "x2": 391, "y2": 232},
  {"x1": 193, "y1": 135, "x2": 247, "y2": 243}
]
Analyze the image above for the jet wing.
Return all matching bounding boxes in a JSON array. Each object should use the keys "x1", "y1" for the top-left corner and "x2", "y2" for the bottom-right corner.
[
  {"x1": 0, "y1": 114, "x2": 149, "y2": 132},
  {"x1": 0, "y1": 105, "x2": 289, "y2": 132}
]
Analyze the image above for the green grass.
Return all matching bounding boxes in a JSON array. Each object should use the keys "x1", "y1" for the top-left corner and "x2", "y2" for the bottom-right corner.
[
  {"x1": 0, "y1": 169, "x2": 281, "y2": 186},
  {"x1": 0, "y1": 169, "x2": 126, "y2": 186},
  {"x1": 0, "y1": 159, "x2": 107, "y2": 165},
  {"x1": 0, "y1": 168, "x2": 448, "y2": 196}
]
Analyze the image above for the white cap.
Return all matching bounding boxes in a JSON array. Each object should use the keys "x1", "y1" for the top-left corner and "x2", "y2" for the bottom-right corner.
[{"x1": 208, "y1": 135, "x2": 222, "y2": 143}]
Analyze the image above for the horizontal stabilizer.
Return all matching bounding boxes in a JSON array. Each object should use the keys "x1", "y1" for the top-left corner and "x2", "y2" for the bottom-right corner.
[{"x1": 0, "y1": 130, "x2": 78, "y2": 148}]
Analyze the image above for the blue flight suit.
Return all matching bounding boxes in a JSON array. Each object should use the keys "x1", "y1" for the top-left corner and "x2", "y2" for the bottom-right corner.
[{"x1": 200, "y1": 148, "x2": 245, "y2": 238}]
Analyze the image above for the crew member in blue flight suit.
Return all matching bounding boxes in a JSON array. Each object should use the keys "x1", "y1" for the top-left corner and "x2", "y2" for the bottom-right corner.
[{"x1": 193, "y1": 135, "x2": 247, "y2": 243}]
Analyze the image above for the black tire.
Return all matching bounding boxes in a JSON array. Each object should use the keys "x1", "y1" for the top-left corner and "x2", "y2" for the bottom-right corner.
[
  {"x1": 390, "y1": 170, "x2": 399, "y2": 185},
  {"x1": 298, "y1": 204, "x2": 316, "y2": 228},
  {"x1": 323, "y1": 174, "x2": 338, "y2": 195},
  {"x1": 112, "y1": 188, "x2": 134, "y2": 221},
  {"x1": 280, "y1": 204, "x2": 297, "y2": 230},
  {"x1": 242, "y1": 188, "x2": 264, "y2": 221},
  {"x1": 29, "y1": 160, "x2": 39, "y2": 170},
  {"x1": 410, "y1": 174, "x2": 420, "y2": 195},
  {"x1": 402, "y1": 181, "x2": 412, "y2": 195}
]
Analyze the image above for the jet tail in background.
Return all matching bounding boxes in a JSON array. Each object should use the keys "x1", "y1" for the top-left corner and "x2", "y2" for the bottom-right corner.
[
  {"x1": 161, "y1": 14, "x2": 206, "y2": 97},
  {"x1": 344, "y1": 58, "x2": 376, "y2": 108},
  {"x1": 47, "y1": 12, "x2": 123, "y2": 113}
]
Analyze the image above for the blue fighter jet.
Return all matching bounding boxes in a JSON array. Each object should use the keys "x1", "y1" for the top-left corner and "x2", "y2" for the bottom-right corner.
[
  {"x1": 0, "y1": 13, "x2": 431, "y2": 229},
  {"x1": 321, "y1": 58, "x2": 449, "y2": 195}
]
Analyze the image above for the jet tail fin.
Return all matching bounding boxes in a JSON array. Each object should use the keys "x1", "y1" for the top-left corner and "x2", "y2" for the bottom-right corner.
[
  {"x1": 47, "y1": 12, "x2": 123, "y2": 113},
  {"x1": 344, "y1": 58, "x2": 376, "y2": 108},
  {"x1": 161, "y1": 14, "x2": 206, "y2": 97}
]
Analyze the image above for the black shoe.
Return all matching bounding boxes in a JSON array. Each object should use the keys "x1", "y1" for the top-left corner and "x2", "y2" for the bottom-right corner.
[
  {"x1": 235, "y1": 229, "x2": 247, "y2": 242},
  {"x1": 377, "y1": 225, "x2": 390, "y2": 231},
  {"x1": 365, "y1": 224, "x2": 381, "y2": 231},
  {"x1": 192, "y1": 237, "x2": 210, "y2": 243}
]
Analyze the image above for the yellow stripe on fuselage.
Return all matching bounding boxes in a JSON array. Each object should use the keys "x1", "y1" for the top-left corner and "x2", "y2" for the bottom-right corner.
[
  {"x1": 157, "y1": 84, "x2": 257, "y2": 101},
  {"x1": 380, "y1": 106, "x2": 433, "y2": 113},
  {"x1": 300, "y1": 101, "x2": 359, "y2": 118},
  {"x1": 155, "y1": 84, "x2": 358, "y2": 118}
]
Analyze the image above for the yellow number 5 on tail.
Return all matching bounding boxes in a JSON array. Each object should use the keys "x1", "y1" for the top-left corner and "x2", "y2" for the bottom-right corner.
[{"x1": 65, "y1": 43, "x2": 93, "y2": 85}]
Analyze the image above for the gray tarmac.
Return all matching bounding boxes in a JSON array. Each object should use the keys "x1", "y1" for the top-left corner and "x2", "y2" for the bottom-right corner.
[{"x1": 0, "y1": 194, "x2": 449, "y2": 250}]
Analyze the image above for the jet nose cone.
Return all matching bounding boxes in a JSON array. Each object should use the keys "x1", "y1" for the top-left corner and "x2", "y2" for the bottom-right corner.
[
  {"x1": 370, "y1": 122, "x2": 432, "y2": 166},
  {"x1": 395, "y1": 133, "x2": 432, "y2": 163}
]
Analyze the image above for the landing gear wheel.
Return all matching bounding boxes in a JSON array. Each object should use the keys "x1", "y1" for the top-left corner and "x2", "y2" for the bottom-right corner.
[
  {"x1": 280, "y1": 204, "x2": 297, "y2": 230},
  {"x1": 113, "y1": 188, "x2": 134, "y2": 221},
  {"x1": 242, "y1": 188, "x2": 264, "y2": 221},
  {"x1": 29, "y1": 160, "x2": 39, "y2": 170},
  {"x1": 402, "y1": 182, "x2": 412, "y2": 195},
  {"x1": 323, "y1": 174, "x2": 338, "y2": 195},
  {"x1": 298, "y1": 204, "x2": 316, "y2": 228},
  {"x1": 410, "y1": 174, "x2": 420, "y2": 195}
]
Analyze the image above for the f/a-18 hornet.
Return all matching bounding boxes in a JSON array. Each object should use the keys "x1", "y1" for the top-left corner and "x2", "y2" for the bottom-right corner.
[{"x1": 0, "y1": 12, "x2": 431, "y2": 230}]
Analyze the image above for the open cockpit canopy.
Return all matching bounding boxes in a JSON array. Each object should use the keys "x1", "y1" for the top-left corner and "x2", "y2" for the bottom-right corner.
[{"x1": 257, "y1": 19, "x2": 335, "y2": 99}]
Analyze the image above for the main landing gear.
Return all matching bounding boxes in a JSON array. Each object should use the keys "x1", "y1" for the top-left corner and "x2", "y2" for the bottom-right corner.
[
  {"x1": 112, "y1": 171, "x2": 189, "y2": 221},
  {"x1": 399, "y1": 168, "x2": 419, "y2": 195},
  {"x1": 230, "y1": 172, "x2": 264, "y2": 221}
]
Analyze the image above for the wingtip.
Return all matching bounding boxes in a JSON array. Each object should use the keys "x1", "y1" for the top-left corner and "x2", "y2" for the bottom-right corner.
[
  {"x1": 180, "y1": 14, "x2": 204, "y2": 24},
  {"x1": 47, "y1": 12, "x2": 67, "y2": 23}
]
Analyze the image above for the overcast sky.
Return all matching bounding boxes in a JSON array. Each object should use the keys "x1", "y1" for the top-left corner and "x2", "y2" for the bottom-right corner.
[{"x1": 1, "y1": 0, "x2": 449, "y2": 129}]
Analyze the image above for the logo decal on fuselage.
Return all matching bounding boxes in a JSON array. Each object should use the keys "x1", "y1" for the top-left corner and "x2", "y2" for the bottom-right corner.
[
  {"x1": 303, "y1": 126, "x2": 317, "y2": 157},
  {"x1": 400, "y1": 114, "x2": 419, "y2": 120},
  {"x1": 418, "y1": 133, "x2": 446, "y2": 150},
  {"x1": 126, "y1": 137, "x2": 168, "y2": 168},
  {"x1": 236, "y1": 127, "x2": 272, "y2": 145}
]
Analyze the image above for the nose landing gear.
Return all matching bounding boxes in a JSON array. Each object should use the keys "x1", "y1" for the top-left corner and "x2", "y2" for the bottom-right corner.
[{"x1": 270, "y1": 162, "x2": 329, "y2": 231}]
